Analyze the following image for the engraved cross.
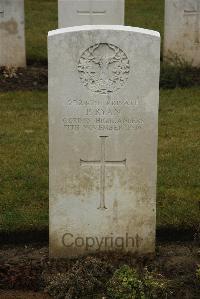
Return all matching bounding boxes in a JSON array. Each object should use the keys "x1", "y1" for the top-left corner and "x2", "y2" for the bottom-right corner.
[
  {"x1": 77, "y1": 2, "x2": 106, "y2": 23},
  {"x1": 184, "y1": 1, "x2": 200, "y2": 44},
  {"x1": 80, "y1": 136, "x2": 126, "y2": 210}
]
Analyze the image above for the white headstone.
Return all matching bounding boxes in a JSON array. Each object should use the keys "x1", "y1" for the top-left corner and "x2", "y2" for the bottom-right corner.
[
  {"x1": 164, "y1": 0, "x2": 200, "y2": 66},
  {"x1": 48, "y1": 25, "x2": 160, "y2": 258},
  {"x1": 58, "y1": 0, "x2": 124, "y2": 28},
  {"x1": 0, "y1": 0, "x2": 26, "y2": 67}
]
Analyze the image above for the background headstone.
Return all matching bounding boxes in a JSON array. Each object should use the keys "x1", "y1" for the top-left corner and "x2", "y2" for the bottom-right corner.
[
  {"x1": 0, "y1": 0, "x2": 26, "y2": 67},
  {"x1": 58, "y1": 0, "x2": 125, "y2": 28},
  {"x1": 48, "y1": 25, "x2": 160, "y2": 257},
  {"x1": 164, "y1": 0, "x2": 200, "y2": 66}
]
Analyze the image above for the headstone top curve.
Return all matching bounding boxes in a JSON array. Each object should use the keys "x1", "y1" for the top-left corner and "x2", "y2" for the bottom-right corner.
[{"x1": 48, "y1": 25, "x2": 160, "y2": 39}]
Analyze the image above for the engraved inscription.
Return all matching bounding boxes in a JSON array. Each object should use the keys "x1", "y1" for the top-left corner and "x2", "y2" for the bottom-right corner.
[
  {"x1": 78, "y1": 43, "x2": 130, "y2": 94},
  {"x1": 63, "y1": 117, "x2": 144, "y2": 131},
  {"x1": 80, "y1": 136, "x2": 126, "y2": 210},
  {"x1": 63, "y1": 95, "x2": 143, "y2": 131},
  {"x1": 65, "y1": 98, "x2": 139, "y2": 106},
  {"x1": 77, "y1": 10, "x2": 106, "y2": 16},
  {"x1": 184, "y1": 1, "x2": 200, "y2": 44}
]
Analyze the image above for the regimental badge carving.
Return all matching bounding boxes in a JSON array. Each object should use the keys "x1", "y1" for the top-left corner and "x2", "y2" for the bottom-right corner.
[{"x1": 78, "y1": 43, "x2": 130, "y2": 94}]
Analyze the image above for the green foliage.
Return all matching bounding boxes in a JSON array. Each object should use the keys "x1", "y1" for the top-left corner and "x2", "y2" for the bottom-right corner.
[
  {"x1": 107, "y1": 265, "x2": 145, "y2": 299},
  {"x1": 107, "y1": 265, "x2": 168, "y2": 299},
  {"x1": 44, "y1": 257, "x2": 113, "y2": 299},
  {"x1": 160, "y1": 56, "x2": 200, "y2": 89},
  {"x1": 143, "y1": 268, "x2": 169, "y2": 299}
]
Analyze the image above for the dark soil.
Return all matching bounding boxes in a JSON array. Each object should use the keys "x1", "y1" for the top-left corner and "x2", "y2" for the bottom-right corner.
[
  {"x1": 0, "y1": 65, "x2": 200, "y2": 92},
  {"x1": 0, "y1": 290, "x2": 51, "y2": 299},
  {"x1": 0, "y1": 243, "x2": 200, "y2": 298},
  {"x1": 0, "y1": 66, "x2": 47, "y2": 92}
]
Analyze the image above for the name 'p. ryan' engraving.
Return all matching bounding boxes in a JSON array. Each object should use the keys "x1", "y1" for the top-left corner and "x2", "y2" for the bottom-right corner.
[{"x1": 80, "y1": 136, "x2": 126, "y2": 210}]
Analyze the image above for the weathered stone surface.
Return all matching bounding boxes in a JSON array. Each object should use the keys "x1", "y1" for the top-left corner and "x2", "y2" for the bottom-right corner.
[
  {"x1": 0, "y1": 0, "x2": 26, "y2": 67},
  {"x1": 164, "y1": 0, "x2": 200, "y2": 66},
  {"x1": 58, "y1": 0, "x2": 124, "y2": 28},
  {"x1": 48, "y1": 25, "x2": 160, "y2": 257}
]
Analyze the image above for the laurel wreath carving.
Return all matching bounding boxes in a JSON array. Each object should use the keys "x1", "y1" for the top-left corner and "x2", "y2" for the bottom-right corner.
[{"x1": 78, "y1": 43, "x2": 130, "y2": 94}]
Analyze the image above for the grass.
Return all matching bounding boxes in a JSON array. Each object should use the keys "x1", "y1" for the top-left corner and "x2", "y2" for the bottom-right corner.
[
  {"x1": 25, "y1": 0, "x2": 164, "y2": 63},
  {"x1": 0, "y1": 88, "x2": 199, "y2": 233},
  {"x1": 158, "y1": 88, "x2": 200, "y2": 229},
  {"x1": 25, "y1": 0, "x2": 58, "y2": 63},
  {"x1": 125, "y1": 0, "x2": 164, "y2": 37},
  {"x1": 0, "y1": 92, "x2": 48, "y2": 232}
]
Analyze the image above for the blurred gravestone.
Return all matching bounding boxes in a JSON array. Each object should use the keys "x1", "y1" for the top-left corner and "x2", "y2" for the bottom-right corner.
[
  {"x1": 164, "y1": 0, "x2": 200, "y2": 66},
  {"x1": 48, "y1": 25, "x2": 160, "y2": 258},
  {"x1": 0, "y1": 0, "x2": 26, "y2": 67},
  {"x1": 58, "y1": 0, "x2": 124, "y2": 28}
]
